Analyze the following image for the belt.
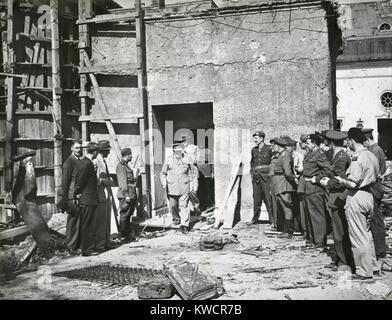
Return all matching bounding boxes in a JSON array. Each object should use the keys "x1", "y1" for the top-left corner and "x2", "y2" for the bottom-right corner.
[
  {"x1": 273, "y1": 172, "x2": 284, "y2": 176},
  {"x1": 254, "y1": 165, "x2": 270, "y2": 170},
  {"x1": 358, "y1": 184, "x2": 373, "y2": 193}
]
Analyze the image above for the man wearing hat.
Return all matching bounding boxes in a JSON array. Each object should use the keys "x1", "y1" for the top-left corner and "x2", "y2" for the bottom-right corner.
[
  {"x1": 363, "y1": 128, "x2": 386, "y2": 260},
  {"x1": 335, "y1": 128, "x2": 380, "y2": 280},
  {"x1": 299, "y1": 133, "x2": 332, "y2": 247},
  {"x1": 320, "y1": 131, "x2": 354, "y2": 272},
  {"x1": 95, "y1": 140, "x2": 114, "y2": 252},
  {"x1": 270, "y1": 138, "x2": 296, "y2": 238},
  {"x1": 160, "y1": 140, "x2": 198, "y2": 234},
  {"x1": 74, "y1": 142, "x2": 100, "y2": 256},
  {"x1": 116, "y1": 147, "x2": 138, "y2": 241},
  {"x1": 250, "y1": 130, "x2": 274, "y2": 226}
]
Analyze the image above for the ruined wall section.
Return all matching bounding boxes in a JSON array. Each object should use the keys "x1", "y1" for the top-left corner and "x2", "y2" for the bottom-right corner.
[{"x1": 146, "y1": 7, "x2": 332, "y2": 208}]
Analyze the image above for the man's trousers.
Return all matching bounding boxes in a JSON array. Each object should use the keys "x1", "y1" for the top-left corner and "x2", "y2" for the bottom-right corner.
[
  {"x1": 119, "y1": 198, "x2": 136, "y2": 239},
  {"x1": 169, "y1": 193, "x2": 190, "y2": 227},
  {"x1": 346, "y1": 190, "x2": 379, "y2": 277},
  {"x1": 277, "y1": 192, "x2": 294, "y2": 233},
  {"x1": 95, "y1": 199, "x2": 111, "y2": 250},
  {"x1": 78, "y1": 205, "x2": 97, "y2": 256},
  {"x1": 303, "y1": 192, "x2": 329, "y2": 246},
  {"x1": 252, "y1": 178, "x2": 273, "y2": 225},
  {"x1": 65, "y1": 200, "x2": 81, "y2": 250},
  {"x1": 371, "y1": 197, "x2": 386, "y2": 259}
]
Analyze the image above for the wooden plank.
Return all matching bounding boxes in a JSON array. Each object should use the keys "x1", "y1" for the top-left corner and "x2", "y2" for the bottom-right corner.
[
  {"x1": 81, "y1": 49, "x2": 122, "y2": 161},
  {"x1": 16, "y1": 32, "x2": 50, "y2": 43},
  {"x1": 0, "y1": 72, "x2": 28, "y2": 78},
  {"x1": 78, "y1": 113, "x2": 143, "y2": 122},
  {"x1": 0, "y1": 225, "x2": 29, "y2": 240},
  {"x1": 79, "y1": 63, "x2": 137, "y2": 76},
  {"x1": 76, "y1": 11, "x2": 136, "y2": 25}
]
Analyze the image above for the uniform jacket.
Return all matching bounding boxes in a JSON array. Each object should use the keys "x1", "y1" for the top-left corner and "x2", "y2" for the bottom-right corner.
[
  {"x1": 74, "y1": 157, "x2": 98, "y2": 206},
  {"x1": 299, "y1": 148, "x2": 332, "y2": 195},
  {"x1": 160, "y1": 154, "x2": 198, "y2": 196},
  {"x1": 62, "y1": 154, "x2": 80, "y2": 201},
  {"x1": 368, "y1": 143, "x2": 386, "y2": 175},
  {"x1": 347, "y1": 149, "x2": 379, "y2": 189},
  {"x1": 250, "y1": 143, "x2": 273, "y2": 183},
  {"x1": 96, "y1": 154, "x2": 113, "y2": 203},
  {"x1": 326, "y1": 149, "x2": 351, "y2": 209},
  {"x1": 270, "y1": 149, "x2": 296, "y2": 195},
  {"x1": 116, "y1": 160, "x2": 137, "y2": 200}
]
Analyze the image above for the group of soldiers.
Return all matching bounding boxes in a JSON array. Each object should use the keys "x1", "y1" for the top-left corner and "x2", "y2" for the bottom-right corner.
[
  {"x1": 251, "y1": 127, "x2": 387, "y2": 280},
  {"x1": 58, "y1": 140, "x2": 139, "y2": 256}
]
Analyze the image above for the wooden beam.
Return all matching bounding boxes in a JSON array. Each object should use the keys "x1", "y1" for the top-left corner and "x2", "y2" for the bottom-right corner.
[
  {"x1": 79, "y1": 113, "x2": 143, "y2": 123},
  {"x1": 0, "y1": 225, "x2": 29, "y2": 241},
  {"x1": 79, "y1": 63, "x2": 137, "y2": 76},
  {"x1": 0, "y1": 72, "x2": 28, "y2": 78},
  {"x1": 81, "y1": 49, "x2": 122, "y2": 161},
  {"x1": 76, "y1": 11, "x2": 136, "y2": 25},
  {"x1": 16, "y1": 32, "x2": 51, "y2": 43},
  {"x1": 50, "y1": 0, "x2": 62, "y2": 204}
]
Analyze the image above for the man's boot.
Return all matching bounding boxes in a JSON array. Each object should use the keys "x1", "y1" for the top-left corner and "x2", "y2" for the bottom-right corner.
[{"x1": 278, "y1": 220, "x2": 293, "y2": 239}]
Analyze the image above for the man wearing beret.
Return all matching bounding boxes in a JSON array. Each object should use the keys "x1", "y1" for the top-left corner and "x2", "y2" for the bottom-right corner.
[
  {"x1": 95, "y1": 140, "x2": 114, "y2": 251},
  {"x1": 116, "y1": 147, "x2": 138, "y2": 241},
  {"x1": 160, "y1": 141, "x2": 198, "y2": 234},
  {"x1": 320, "y1": 131, "x2": 354, "y2": 272},
  {"x1": 250, "y1": 130, "x2": 274, "y2": 226},
  {"x1": 74, "y1": 142, "x2": 100, "y2": 256},
  {"x1": 270, "y1": 138, "x2": 297, "y2": 238},
  {"x1": 299, "y1": 134, "x2": 332, "y2": 247},
  {"x1": 363, "y1": 128, "x2": 386, "y2": 260},
  {"x1": 334, "y1": 128, "x2": 380, "y2": 280}
]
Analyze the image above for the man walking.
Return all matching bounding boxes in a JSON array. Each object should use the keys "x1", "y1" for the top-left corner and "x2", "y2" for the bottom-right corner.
[
  {"x1": 95, "y1": 140, "x2": 114, "y2": 252},
  {"x1": 320, "y1": 131, "x2": 354, "y2": 272},
  {"x1": 59, "y1": 139, "x2": 82, "y2": 252},
  {"x1": 116, "y1": 147, "x2": 138, "y2": 241},
  {"x1": 250, "y1": 130, "x2": 274, "y2": 226},
  {"x1": 161, "y1": 141, "x2": 198, "y2": 234},
  {"x1": 363, "y1": 128, "x2": 386, "y2": 260},
  {"x1": 270, "y1": 138, "x2": 296, "y2": 238},
  {"x1": 74, "y1": 142, "x2": 99, "y2": 257},
  {"x1": 335, "y1": 128, "x2": 380, "y2": 280}
]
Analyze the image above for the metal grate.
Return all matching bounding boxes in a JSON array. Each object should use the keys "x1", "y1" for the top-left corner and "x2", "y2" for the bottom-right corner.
[{"x1": 53, "y1": 264, "x2": 164, "y2": 286}]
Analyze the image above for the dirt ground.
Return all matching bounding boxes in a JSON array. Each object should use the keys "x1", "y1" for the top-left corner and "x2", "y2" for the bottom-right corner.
[{"x1": 1, "y1": 219, "x2": 392, "y2": 301}]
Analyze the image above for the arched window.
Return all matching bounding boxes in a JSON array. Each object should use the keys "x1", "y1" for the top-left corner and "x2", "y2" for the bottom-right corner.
[{"x1": 378, "y1": 22, "x2": 391, "y2": 31}]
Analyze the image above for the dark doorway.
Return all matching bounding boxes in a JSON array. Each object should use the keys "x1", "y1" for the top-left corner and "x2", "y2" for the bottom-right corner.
[
  {"x1": 378, "y1": 119, "x2": 392, "y2": 160},
  {"x1": 151, "y1": 103, "x2": 214, "y2": 212}
]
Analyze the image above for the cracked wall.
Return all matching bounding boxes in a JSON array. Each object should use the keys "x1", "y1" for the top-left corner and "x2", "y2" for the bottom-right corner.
[{"x1": 145, "y1": 7, "x2": 332, "y2": 210}]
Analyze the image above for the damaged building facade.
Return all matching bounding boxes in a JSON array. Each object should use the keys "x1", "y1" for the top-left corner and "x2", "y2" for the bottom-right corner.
[{"x1": 0, "y1": 0, "x2": 342, "y2": 228}]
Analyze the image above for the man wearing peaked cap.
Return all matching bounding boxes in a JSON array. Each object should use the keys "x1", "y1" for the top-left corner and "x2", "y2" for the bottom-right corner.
[
  {"x1": 250, "y1": 130, "x2": 274, "y2": 227},
  {"x1": 320, "y1": 131, "x2": 354, "y2": 272},
  {"x1": 362, "y1": 128, "x2": 387, "y2": 260}
]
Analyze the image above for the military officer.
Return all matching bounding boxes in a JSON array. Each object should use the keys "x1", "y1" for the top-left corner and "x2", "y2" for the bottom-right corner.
[
  {"x1": 335, "y1": 128, "x2": 380, "y2": 280},
  {"x1": 299, "y1": 133, "x2": 332, "y2": 247},
  {"x1": 160, "y1": 141, "x2": 198, "y2": 234},
  {"x1": 269, "y1": 138, "x2": 282, "y2": 231},
  {"x1": 116, "y1": 147, "x2": 138, "y2": 241},
  {"x1": 250, "y1": 130, "x2": 274, "y2": 226},
  {"x1": 320, "y1": 131, "x2": 354, "y2": 272},
  {"x1": 270, "y1": 138, "x2": 297, "y2": 238}
]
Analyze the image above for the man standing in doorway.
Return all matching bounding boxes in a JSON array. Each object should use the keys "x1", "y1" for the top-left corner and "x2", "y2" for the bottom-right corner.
[
  {"x1": 95, "y1": 140, "x2": 114, "y2": 252},
  {"x1": 59, "y1": 139, "x2": 83, "y2": 253},
  {"x1": 74, "y1": 142, "x2": 99, "y2": 257},
  {"x1": 335, "y1": 128, "x2": 380, "y2": 280},
  {"x1": 161, "y1": 141, "x2": 198, "y2": 234},
  {"x1": 250, "y1": 130, "x2": 274, "y2": 226},
  {"x1": 363, "y1": 128, "x2": 386, "y2": 260}
]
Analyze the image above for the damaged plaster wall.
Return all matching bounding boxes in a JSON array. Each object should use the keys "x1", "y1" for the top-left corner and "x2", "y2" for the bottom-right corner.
[{"x1": 145, "y1": 6, "x2": 333, "y2": 209}]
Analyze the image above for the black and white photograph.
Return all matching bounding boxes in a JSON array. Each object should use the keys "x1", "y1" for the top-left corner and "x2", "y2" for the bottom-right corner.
[{"x1": 0, "y1": 0, "x2": 392, "y2": 304}]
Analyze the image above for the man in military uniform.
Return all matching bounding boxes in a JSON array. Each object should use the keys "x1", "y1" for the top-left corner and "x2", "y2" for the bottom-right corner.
[
  {"x1": 250, "y1": 130, "x2": 274, "y2": 226},
  {"x1": 59, "y1": 139, "x2": 82, "y2": 252},
  {"x1": 335, "y1": 128, "x2": 380, "y2": 280},
  {"x1": 116, "y1": 147, "x2": 138, "y2": 241},
  {"x1": 299, "y1": 134, "x2": 332, "y2": 247},
  {"x1": 160, "y1": 141, "x2": 198, "y2": 234},
  {"x1": 320, "y1": 131, "x2": 354, "y2": 272},
  {"x1": 269, "y1": 138, "x2": 282, "y2": 231},
  {"x1": 363, "y1": 128, "x2": 386, "y2": 260},
  {"x1": 270, "y1": 138, "x2": 297, "y2": 238}
]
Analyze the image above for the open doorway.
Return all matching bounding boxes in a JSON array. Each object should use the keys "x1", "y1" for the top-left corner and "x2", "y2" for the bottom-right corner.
[
  {"x1": 152, "y1": 103, "x2": 214, "y2": 213},
  {"x1": 378, "y1": 119, "x2": 392, "y2": 160}
]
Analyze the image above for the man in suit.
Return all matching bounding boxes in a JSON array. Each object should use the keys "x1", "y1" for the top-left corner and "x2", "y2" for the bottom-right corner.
[
  {"x1": 363, "y1": 128, "x2": 386, "y2": 260},
  {"x1": 320, "y1": 131, "x2": 354, "y2": 272},
  {"x1": 250, "y1": 130, "x2": 274, "y2": 226},
  {"x1": 95, "y1": 140, "x2": 114, "y2": 252},
  {"x1": 74, "y1": 142, "x2": 99, "y2": 257},
  {"x1": 116, "y1": 147, "x2": 138, "y2": 241},
  {"x1": 59, "y1": 139, "x2": 83, "y2": 252},
  {"x1": 270, "y1": 138, "x2": 297, "y2": 238}
]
